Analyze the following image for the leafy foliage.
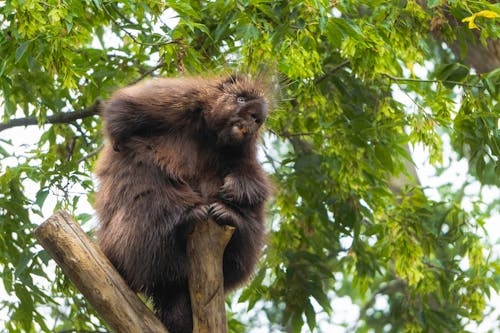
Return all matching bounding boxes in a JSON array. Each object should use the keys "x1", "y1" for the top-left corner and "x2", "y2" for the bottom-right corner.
[{"x1": 1, "y1": 1, "x2": 499, "y2": 332}]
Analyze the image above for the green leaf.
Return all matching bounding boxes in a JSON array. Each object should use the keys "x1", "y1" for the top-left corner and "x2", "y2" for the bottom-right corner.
[
  {"x1": 476, "y1": 157, "x2": 485, "y2": 178},
  {"x1": 484, "y1": 67, "x2": 500, "y2": 97},
  {"x1": 2, "y1": 267, "x2": 13, "y2": 293},
  {"x1": 291, "y1": 312, "x2": 304, "y2": 333},
  {"x1": 13, "y1": 284, "x2": 34, "y2": 328},
  {"x1": 310, "y1": 288, "x2": 332, "y2": 314},
  {"x1": 15, "y1": 251, "x2": 32, "y2": 279},
  {"x1": 304, "y1": 300, "x2": 316, "y2": 332},
  {"x1": 428, "y1": 0, "x2": 442, "y2": 8},
  {"x1": 434, "y1": 63, "x2": 470, "y2": 87},
  {"x1": 91, "y1": 0, "x2": 102, "y2": 9},
  {"x1": 35, "y1": 190, "x2": 49, "y2": 209},
  {"x1": 375, "y1": 144, "x2": 395, "y2": 173},
  {"x1": 0, "y1": 144, "x2": 9, "y2": 157},
  {"x1": 15, "y1": 41, "x2": 30, "y2": 64},
  {"x1": 78, "y1": 213, "x2": 92, "y2": 223}
]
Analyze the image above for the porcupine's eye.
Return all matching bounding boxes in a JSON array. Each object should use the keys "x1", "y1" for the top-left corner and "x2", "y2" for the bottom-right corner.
[{"x1": 236, "y1": 96, "x2": 246, "y2": 104}]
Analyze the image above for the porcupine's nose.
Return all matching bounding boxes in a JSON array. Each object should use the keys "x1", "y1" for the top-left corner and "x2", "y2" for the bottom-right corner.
[{"x1": 246, "y1": 100, "x2": 267, "y2": 126}]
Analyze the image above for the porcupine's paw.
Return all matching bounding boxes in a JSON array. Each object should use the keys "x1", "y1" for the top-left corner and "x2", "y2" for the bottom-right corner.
[
  {"x1": 218, "y1": 173, "x2": 267, "y2": 206},
  {"x1": 181, "y1": 204, "x2": 210, "y2": 234},
  {"x1": 185, "y1": 204, "x2": 210, "y2": 222},
  {"x1": 208, "y1": 202, "x2": 242, "y2": 228}
]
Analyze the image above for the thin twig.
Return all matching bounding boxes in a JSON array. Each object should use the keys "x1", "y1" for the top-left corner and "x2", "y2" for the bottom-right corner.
[
  {"x1": 262, "y1": 146, "x2": 279, "y2": 174},
  {"x1": 109, "y1": 3, "x2": 135, "y2": 25},
  {"x1": 315, "y1": 60, "x2": 351, "y2": 84},
  {"x1": 281, "y1": 131, "x2": 315, "y2": 137},
  {"x1": 104, "y1": 3, "x2": 180, "y2": 48},
  {"x1": 129, "y1": 60, "x2": 166, "y2": 85},
  {"x1": 116, "y1": 25, "x2": 178, "y2": 47},
  {"x1": 382, "y1": 73, "x2": 483, "y2": 88},
  {"x1": 77, "y1": 145, "x2": 104, "y2": 164}
]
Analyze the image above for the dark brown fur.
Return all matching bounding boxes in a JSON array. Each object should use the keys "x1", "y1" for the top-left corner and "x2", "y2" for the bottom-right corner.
[{"x1": 94, "y1": 75, "x2": 271, "y2": 333}]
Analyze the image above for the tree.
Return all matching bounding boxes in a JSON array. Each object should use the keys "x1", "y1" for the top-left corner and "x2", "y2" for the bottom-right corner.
[{"x1": 1, "y1": 1, "x2": 499, "y2": 332}]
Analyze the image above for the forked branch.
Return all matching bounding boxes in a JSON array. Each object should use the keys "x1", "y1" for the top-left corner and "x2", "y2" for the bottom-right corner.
[{"x1": 34, "y1": 211, "x2": 234, "y2": 333}]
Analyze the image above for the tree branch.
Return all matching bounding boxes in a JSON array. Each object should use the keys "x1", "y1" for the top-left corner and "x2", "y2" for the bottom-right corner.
[
  {"x1": 188, "y1": 219, "x2": 234, "y2": 333},
  {"x1": 35, "y1": 212, "x2": 234, "y2": 333},
  {"x1": 34, "y1": 211, "x2": 169, "y2": 333},
  {"x1": 422, "y1": 0, "x2": 500, "y2": 74},
  {"x1": 0, "y1": 99, "x2": 102, "y2": 133},
  {"x1": 0, "y1": 56, "x2": 168, "y2": 133}
]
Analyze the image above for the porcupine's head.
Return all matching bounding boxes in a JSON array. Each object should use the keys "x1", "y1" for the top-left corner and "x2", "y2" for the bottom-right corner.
[{"x1": 202, "y1": 74, "x2": 270, "y2": 147}]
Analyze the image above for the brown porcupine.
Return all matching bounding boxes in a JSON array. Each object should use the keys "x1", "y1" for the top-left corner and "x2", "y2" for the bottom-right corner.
[{"x1": 94, "y1": 74, "x2": 271, "y2": 333}]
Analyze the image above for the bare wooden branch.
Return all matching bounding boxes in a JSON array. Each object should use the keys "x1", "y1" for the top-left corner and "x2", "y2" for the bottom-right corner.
[
  {"x1": 187, "y1": 219, "x2": 235, "y2": 333},
  {"x1": 34, "y1": 211, "x2": 168, "y2": 333},
  {"x1": 0, "y1": 99, "x2": 102, "y2": 133}
]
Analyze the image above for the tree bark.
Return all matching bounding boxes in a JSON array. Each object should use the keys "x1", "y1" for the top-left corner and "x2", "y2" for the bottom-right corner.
[
  {"x1": 449, "y1": 35, "x2": 500, "y2": 74},
  {"x1": 0, "y1": 99, "x2": 101, "y2": 132},
  {"x1": 422, "y1": 0, "x2": 500, "y2": 73},
  {"x1": 35, "y1": 211, "x2": 235, "y2": 333},
  {"x1": 34, "y1": 211, "x2": 169, "y2": 333},
  {"x1": 187, "y1": 219, "x2": 235, "y2": 333}
]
